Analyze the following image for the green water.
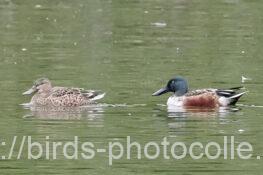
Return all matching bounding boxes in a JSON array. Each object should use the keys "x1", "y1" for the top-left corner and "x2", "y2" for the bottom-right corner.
[{"x1": 0, "y1": 0, "x2": 263, "y2": 174}]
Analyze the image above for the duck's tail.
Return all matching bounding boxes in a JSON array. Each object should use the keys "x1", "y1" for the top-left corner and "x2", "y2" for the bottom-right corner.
[
  {"x1": 216, "y1": 87, "x2": 247, "y2": 106},
  {"x1": 90, "y1": 92, "x2": 106, "y2": 101},
  {"x1": 228, "y1": 91, "x2": 247, "y2": 105},
  {"x1": 82, "y1": 90, "x2": 106, "y2": 101}
]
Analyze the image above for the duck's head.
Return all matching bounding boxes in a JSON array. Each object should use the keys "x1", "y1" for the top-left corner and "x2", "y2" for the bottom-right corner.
[
  {"x1": 152, "y1": 76, "x2": 188, "y2": 96},
  {"x1": 23, "y1": 78, "x2": 52, "y2": 95}
]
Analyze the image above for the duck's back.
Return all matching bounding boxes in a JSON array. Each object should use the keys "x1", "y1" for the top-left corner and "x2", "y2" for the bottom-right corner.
[{"x1": 50, "y1": 87, "x2": 102, "y2": 107}]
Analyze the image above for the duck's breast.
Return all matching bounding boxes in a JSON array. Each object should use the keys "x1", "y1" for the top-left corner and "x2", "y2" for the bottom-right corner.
[{"x1": 167, "y1": 96, "x2": 184, "y2": 106}]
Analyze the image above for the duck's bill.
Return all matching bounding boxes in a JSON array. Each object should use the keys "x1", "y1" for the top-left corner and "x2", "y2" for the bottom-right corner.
[
  {"x1": 152, "y1": 87, "x2": 169, "y2": 96},
  {"x1": 22, "y1": 87, "x2": 36, "y2": 95}
]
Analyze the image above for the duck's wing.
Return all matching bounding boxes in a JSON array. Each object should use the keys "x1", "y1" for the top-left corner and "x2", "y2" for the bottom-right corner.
[
  {"x1": 216, "y1": 86, "x2": 244, "y2": 97},
  {"x1": 185, "y1": 89, "x2": 216, "y2": 96},
  {"x1": 51, "y1": 87, "x2": 105, "y2": 101},
  {"x1": 186, "y1": 87, "x2": 244, "y2": 97}
]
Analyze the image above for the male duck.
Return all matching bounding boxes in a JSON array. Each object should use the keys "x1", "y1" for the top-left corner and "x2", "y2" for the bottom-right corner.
[
  {"x1": 23, "y1": 78, "x2": 105, "y2": 107},
  {"x1": 152, "y1": 76, "x2": 246, "y2": 107}
]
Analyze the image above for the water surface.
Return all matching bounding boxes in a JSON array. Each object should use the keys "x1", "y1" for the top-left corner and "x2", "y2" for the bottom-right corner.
[{"x1": 0, "y1": 0, "x2": 263, "y2": 174}]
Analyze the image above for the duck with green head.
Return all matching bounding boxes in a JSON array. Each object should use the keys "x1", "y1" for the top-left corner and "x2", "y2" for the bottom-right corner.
[{"x1": 152, "y1": 76, "x2": 247, "y2": 107}]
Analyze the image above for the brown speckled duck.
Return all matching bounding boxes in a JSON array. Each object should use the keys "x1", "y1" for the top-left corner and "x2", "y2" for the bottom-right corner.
[{"x1": 23, "y1": 78, "x2": 105, "y2": 107}]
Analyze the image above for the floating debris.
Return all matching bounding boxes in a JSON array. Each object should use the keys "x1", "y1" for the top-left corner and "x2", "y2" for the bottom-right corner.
[
  {"x1": 6, "y1": 24, "x2": 11, "y2": 28},
  {"x1": 151, "y1": 22, "x2": 167, "y2": 27},
  {"x1": 144, "y1": 10, "x2": 149, "y2": 14},
  {"x1": 241, "y1": 50, "x2": 245, "y2": 54},
  {"x1": 35, "y1": 4, "x2": 42, "y2": 8},
  {"x1": 132, "y1": 40, "x2": 143, "y2": 44},
  {"x1": 21, "y1": 48, "x2": 27, "y2": 51},
  {"x1": 241, "y1": 75, "x2": 252, "y2": 83},
  {"x1": 104, "y1": 31, "x2": 112, "y2": 35},
  {"x1": 238, "y1": 129, "x2": 245, "y2": 133}
]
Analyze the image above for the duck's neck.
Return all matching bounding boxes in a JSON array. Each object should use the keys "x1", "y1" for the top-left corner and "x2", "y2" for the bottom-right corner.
[
  {"x1": 174, "y1": 88, "x2": 188, "y2": 96},
  {"x1": 38, "y1": 88, "x2": 52, "y2": 97}
]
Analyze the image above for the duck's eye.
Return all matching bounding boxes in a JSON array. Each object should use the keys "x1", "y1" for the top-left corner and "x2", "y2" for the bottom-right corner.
[
  {"x1": 169, "y1": 80, "x2": 175, "y2": 87},
  {"x1": 34, "y1": 82, "x2": 43, "y2": 86}
]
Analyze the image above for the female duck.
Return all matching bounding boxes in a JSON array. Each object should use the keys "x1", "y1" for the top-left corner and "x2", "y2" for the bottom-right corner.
[
  {"x1": 23, "y1": 78, "x2": 105, "y2": 107},
  {"x1": 152, "y1": 76, "x2": 246, "y2": 107}
]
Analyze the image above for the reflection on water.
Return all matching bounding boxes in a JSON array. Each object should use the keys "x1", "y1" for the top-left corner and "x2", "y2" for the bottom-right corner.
[
  {"x1": 167, "y1": 105, "x2": 240, "y2": 118},
  {"x1": 22, "y1": 104, "x2": 104, "y2": 121},
  {"x1": 154, "y1": 104, "x2": 243, "y2": 130},
  {"x1": 21, "y1": 103, "x2": 147, "y2": 120}
]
